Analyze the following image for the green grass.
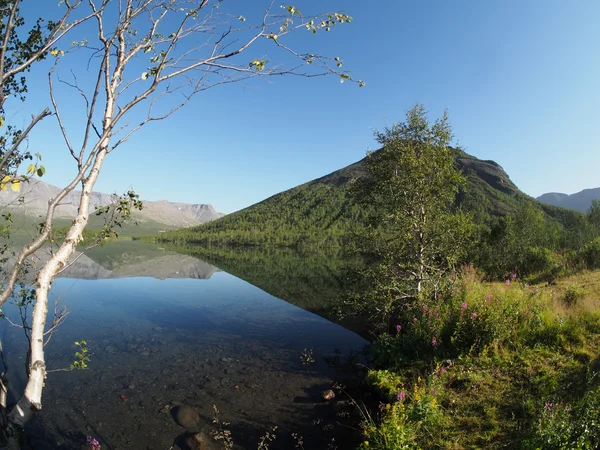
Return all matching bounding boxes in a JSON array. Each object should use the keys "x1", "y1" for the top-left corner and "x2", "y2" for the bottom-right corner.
[{"x1": 360, "y1": 269, "x2": 600, "y2": 449}]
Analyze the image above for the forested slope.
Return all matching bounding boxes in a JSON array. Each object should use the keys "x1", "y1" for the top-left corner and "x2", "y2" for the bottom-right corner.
[{"x1": 157, "y1": 148, "x2": 582, "y2": 247}]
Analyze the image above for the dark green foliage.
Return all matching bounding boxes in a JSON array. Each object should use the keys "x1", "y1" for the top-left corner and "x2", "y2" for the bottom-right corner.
[
  {"x1": 344, "y1": 105, "x2": 476, "y2": 330},
  {"x1": 581, "y1": 237, "x2": 600, "y2": 269},
  {"x1": 157, "y1": 146, "x2": 583, "y2": 255},
  {"x1": 156, "y1": 160, "x2": 370, "y2": 247},
  {"x1": 0, "y1": 0, "x2": 58, "y2": 107},
  {"x1": 588, "y1": 199, "x2": 600, "y2": 235}
]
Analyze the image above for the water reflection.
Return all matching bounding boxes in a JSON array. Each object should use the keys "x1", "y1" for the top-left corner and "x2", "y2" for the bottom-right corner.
[{"x1": 0, "y1": 241, "x2": 367, "y2": 449}]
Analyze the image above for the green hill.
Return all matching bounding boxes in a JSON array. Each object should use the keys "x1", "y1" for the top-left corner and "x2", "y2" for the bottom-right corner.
[{"x1": 156, "y1": 148, "x2": 582, "y2": 247}]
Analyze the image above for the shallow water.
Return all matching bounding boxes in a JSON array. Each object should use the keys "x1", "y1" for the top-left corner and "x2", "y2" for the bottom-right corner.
[{"x1": 0, "y1": 243, "x2": 367, "y2": 449}]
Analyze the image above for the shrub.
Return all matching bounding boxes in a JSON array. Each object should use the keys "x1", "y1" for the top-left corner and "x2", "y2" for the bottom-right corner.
[
  {"x1": 563, "y1": 285, "x2": 584, "y2": 307},
  {"x1": 581, "y1": 237, "x2": 600, "y2": 269},
  {"x1": 359, "y1": 402, "x2": 419, "y2": 450},
  {"x1": 365, "y1": 369, "x2": 405, "y2": 403},
  {"x1": 522, "y1": 246, "x2": 566, "y2": 281}
]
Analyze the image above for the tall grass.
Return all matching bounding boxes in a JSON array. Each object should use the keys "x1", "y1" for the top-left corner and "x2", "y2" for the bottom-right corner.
[{"x1": 362, "y1": 267, "x2": 600, "y2": 449}]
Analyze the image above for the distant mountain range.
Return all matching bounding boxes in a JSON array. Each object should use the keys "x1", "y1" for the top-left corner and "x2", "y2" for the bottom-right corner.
[
  {"x1": 537, "y1": 188, "x2": 600, "y2": 213},
  {"x1": 0, "y1": 179, "x2": 224, "y2": 231},
  {"x1": 158, "y1": 148, "x2": 580, "y2": 247}
]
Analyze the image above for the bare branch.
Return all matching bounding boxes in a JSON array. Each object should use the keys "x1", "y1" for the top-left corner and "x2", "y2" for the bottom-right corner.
[
  {"x1": 49, "y1": 66, "x2": 77, "y2": 165},
  {"x1": 0, "y1": 0, "x2": 20, "y2": 97}
]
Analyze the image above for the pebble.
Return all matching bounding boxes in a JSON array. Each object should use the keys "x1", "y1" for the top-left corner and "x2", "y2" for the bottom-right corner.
[{"x1": 322, "y1": 389, "x2": 336, "y2": 401}]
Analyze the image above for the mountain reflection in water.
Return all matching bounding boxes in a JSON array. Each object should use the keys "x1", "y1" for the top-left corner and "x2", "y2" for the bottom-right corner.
[{"x1": 0, "y1": 241, "x2": 368, "y2": 449}]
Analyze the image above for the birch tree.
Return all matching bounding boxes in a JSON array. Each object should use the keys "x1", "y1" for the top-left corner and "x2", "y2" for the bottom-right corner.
[
  {"x1": 352, "y1": 105, "x2": 473, "y2": 329},
  {"x1": 0, "y1": 0, "x2": 359, "y2": 444}
]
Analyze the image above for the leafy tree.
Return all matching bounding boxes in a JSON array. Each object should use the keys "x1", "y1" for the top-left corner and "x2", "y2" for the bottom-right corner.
[
  {"x1": 477, "y1": 204, "x2": 562, "y2": 278},
  {"x1": 588, "y1": 199, "x2": 600, "y2": 235},
  {"x1": 351, "y1": 105, "x2": 474, "y2": 328}
]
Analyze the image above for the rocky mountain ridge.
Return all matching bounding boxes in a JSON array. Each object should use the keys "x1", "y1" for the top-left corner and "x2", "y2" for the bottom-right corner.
[{"x1": 0, "y1": 179, "x2": 224, "y2": 229}]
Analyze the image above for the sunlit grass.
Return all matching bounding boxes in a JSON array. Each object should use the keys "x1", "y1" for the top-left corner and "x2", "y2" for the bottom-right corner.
[{"x1": 361, "y1": 268, "x2": 600, "y2": 449}]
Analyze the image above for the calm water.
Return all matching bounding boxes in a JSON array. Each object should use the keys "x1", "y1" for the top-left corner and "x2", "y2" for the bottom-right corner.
[{"x1": 0, "y1": 242, "x2": 367, "y2": 449}]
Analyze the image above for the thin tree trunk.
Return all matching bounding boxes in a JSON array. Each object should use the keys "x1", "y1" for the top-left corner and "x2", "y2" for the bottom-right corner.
[{"x1": 6, "y1": 148, "x2": 109, "y2": 432}]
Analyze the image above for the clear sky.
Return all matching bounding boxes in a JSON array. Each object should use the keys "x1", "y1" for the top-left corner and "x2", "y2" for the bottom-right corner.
[{"x1": 9, "y1": 0, "x2": 600, "y2": 213}]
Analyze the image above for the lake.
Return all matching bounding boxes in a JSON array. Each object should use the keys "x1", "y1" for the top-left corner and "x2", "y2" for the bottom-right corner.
[{"x1": 0, "y1": 242, "x2": 368, "y2": 449}]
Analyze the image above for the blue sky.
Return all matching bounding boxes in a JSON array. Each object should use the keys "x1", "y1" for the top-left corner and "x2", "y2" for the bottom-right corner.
[{"x1": 9, "y1": 0, "x2": 600, "y2": 213}]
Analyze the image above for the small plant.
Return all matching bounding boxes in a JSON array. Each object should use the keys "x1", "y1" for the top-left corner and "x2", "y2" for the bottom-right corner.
[
  {"x1": 300, "y1": 348, "x2": 315, "y2": 365},
  {"x1": 86, "y1": 436, "x2": 101, "y2": 450},
  {"x1": 70, "y1": 340, "x2": 90, "y2": 370},
  {"x1": 523, "y1": 388, "x2": 600, "y2": 450},
  {"x1": 291, "y1": 432, "x2": 304, "y2": 449},
  {"x1": 359, "y1": 401, "x2": 419, "y2": 450},
  {"x1": 562, "y1": 284, "x2": 584, "y2": 307},
  {"x1": 211, "y1": 405, "x2": 233, "y2": 450},
  {"x1": 257, "y1": 426, "x2": 277, "y2": 450}
]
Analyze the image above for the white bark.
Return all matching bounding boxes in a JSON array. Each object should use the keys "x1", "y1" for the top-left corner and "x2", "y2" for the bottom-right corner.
[
  {"x1": 7, "y1": 89, "x2": 114, "y2": 429},
  {"x1": 7, "y1": 152, "x2": 108, "y2": 429}
]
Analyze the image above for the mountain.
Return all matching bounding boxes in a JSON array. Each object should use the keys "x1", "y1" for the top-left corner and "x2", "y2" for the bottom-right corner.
[
  {"x1": 537, "y1": 188, "x2": 600, "y2": 213},
  {"x1": 7, "y1": 241, "x2": 218, "y2": 281},
  {"x1": 0, "y1": 179, "x2": 224, "y2": 231},
  {"x1": 157, "y1": 148, "x2": 581, "y2": 247}
]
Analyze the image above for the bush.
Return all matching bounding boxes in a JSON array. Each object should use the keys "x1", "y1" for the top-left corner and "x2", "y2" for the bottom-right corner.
[
  {"x1": 522, "y1": 246, "x2": 566, "y2": 281},
  {"x1": 581, "y1": 237, "x2": 600, "y2": 269},
  {"x1": 365, "y1": 369, "x2": 405, "y2": 403},
  {"x1": 563, "y1": 285, "x2": 584, "y2": 307}
]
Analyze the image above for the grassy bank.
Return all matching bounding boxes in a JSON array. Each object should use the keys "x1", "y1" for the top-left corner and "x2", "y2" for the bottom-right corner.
[{"x1": 359, "y1": 268, "x2": 600, "y2": 449}]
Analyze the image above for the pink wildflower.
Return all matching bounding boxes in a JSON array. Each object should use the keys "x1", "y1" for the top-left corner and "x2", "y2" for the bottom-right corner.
[
  {"x1": 413, "y1": 317, "x2": 418, "y2": 324},
  {"x1": 505, "y1": 279, "x2": 510, "y2": 285},
  {"x1": 471, "y1": 311, "x2": 477, "y2": 320},
  {"x1": 396, "y1": 324, "x2": 402, "y2": 333},
  {"x1": 397, "y1": 391, "x2": 406, "y2": 402},
  {"x1": 432, "y1": 337, "x2": 438, "y2": 348},
  {"x1": 440, "y1": 367, "x2": 447, "y2": 374},
  {"x1": 86, "y1": 436, "x2": 101, "y2": 450}
]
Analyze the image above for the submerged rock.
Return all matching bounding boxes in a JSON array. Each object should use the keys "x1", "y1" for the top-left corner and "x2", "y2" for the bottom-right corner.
[
  {"x1": 173, "y1": 405, "x2": 200, "y2": 428},
  {"x1": 322, "y1": 389, "x2": 335, "y2": 401},
  {"x1": 183, "y1": 431, "x2": 218, "y2": 450}
]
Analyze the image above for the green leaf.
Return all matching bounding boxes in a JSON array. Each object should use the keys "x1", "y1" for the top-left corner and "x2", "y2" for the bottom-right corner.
[
  {"x1": 37, "y1": 166, "x2": 46, "y2": 177},
  {"x1": 141, "y1": 72, "x2": 149, "y2": 80},
  {"x1": 26, "y1": 164, "x2": 36, "y2": 175},
  {"x1": 10, "y1": 180, "x2": 20, "y2": 192}
]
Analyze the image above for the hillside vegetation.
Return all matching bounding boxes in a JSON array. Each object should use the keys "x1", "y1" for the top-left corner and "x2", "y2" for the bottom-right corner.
[{"x1": 156, "y1": 148, "x2": 581, "y2": 248}]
